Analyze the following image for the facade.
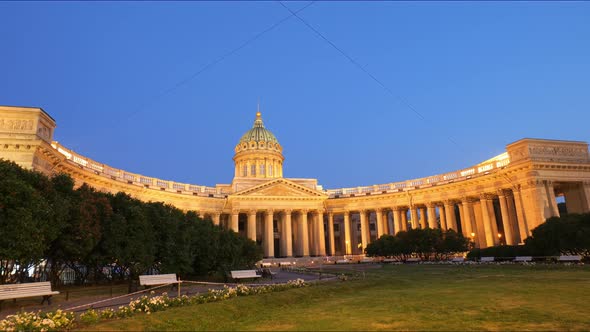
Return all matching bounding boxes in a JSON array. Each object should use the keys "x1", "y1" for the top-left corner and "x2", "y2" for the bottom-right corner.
[{"x1": 2, "y1": 105, "x2": 590, "y2": 258}]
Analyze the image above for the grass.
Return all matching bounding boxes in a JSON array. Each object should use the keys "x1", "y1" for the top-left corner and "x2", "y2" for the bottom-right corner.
[{"x1": 81, "y1": 264, "x2": 590, "y2": 331}]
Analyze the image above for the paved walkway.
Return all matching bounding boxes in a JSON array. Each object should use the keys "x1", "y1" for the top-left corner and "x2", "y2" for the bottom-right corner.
[{"x1": 0, "y1": 269, "x2": 331, "y2": 319}]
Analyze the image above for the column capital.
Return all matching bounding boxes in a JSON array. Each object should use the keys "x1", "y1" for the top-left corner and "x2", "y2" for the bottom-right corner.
[
  {"x1": 443, "y1": 199, "x2": 456, "y2": 206},
  {"x1": 283, "y1": 209, "x2": 292, "y2": 215},
  {"x1": 480, "y1": 193, "x2": 496, "y2": 200},
  {"x1": 462, "y1": 196, "x2": 478, "y2": 204},
  {"x1": 497, "y1": 189, "x2": 512, "y2": 197},
  {"x1": 248, "y1": 209, "x2": 257, "y2": 216},
  {"x1": 392, "y1": 206, "x2": 402, "y2": 212},
  {"x1": 375, "y1": 208, "x2": 383, "y2": 213},
  {"x1": 231, "y1": 209, "x2": 240, "y2": 215},
  {"x1": 299, "y1": 209, "x2": 308, "y2": 214},
  {"x1": 425, "y1": 202, "x2": 436, "y2": 208},
  {"x1": 266, "y1": 209, "x2": 274, "y2": 215}
]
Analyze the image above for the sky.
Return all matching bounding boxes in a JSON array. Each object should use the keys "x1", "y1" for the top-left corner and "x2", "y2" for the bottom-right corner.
[{"x1": 1, "y1": 2, "x2": 589, "y2": 189}]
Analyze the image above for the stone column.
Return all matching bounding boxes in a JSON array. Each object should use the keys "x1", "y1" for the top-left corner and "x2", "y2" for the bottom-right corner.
[
  {"x1": 439, "y1": 205, "x2": 447, "y2": 230},
  {"x1": 328, "y1": 212, "x2": 335, "y2": 256},
  {"x1": 410, "y1": 207, "x2": 419, "y2": 229},
  {"x1": 212, "y1": 213, "x2": 221, "y2": 227},
  {"x1": 359, "y1": 210, "x2": 369, "y2": 252},
  {"x1": 393, "y1": 208, "x2": 402, "y2": 235},
  {"x1": 418, "y1": 207, "x2": 427, "y2": 229},
  {"x1": 544, "y1": 180, "x2": 560, "y2": 218},
  {"x1": 375, "y1": 208, "x2": 384, "y2": 238},
  {"x1": 247, "y1": 210, "x2": 257, "y2": 242},
  {"x1": 343, "y1": 211, "x2": 352, "y2": 255},
  {"x1": 460, "y1": 198, "x2": 474, "y2": 237},
  {"x1": 264, "y1": 210, "x2": 274, "y2": 258},
  {"x1": 512, "y1": 185, "x2": 530, "y2": 242},
  {"x1": 426, "y1": 203, "x2": 437, "y2": 229},
  {"x1": 498, "y1": 190, "x2": 515, "y2": 245},
  {"x1": 316, "y1": 211, "x2": 326, "y2": 256},
  {"x1": 480, "y1": 194, "x2": 496, "y2": 247},
  {"x1": 505, "y1": 191, "x2": 520, "y2": 244},
  {"x1": 401, "y1": 209, "x2": 408, "y2": 231},
  {"x1": 282, "y1": 210, "x2": 293, "y2": 257},
  {"x1": 444, "y1": 201, "x2": 457, "y2": 231},
  {"x1": 299, "y1": 210, "x2": 309, "y2": 257},
  {"x1": 231, "y1": 211, "x2": 239, "y2": 233}
]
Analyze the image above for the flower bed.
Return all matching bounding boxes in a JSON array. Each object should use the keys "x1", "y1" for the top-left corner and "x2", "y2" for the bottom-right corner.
[{"x1": 1, "y1": 279, "x2": 309, "y2": 331}]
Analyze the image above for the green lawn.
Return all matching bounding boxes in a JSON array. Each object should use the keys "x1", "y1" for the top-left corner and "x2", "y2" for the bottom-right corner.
[{"x1": 82, "y1": 264, "x2": 590, "y2": 331}]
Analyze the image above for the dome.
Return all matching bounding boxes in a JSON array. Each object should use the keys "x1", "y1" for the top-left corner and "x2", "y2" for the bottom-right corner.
[{"x1": 237, "y1": 112, "x2": 280, "y2": 149}]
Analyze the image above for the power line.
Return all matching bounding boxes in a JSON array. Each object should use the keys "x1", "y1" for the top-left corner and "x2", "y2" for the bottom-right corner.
[
  {"x1": 123, "y1": 1, "x2": 316, "y2": 123},
  {"x1": 278, "y1": 1, "x2": 461, "y2": 148}
]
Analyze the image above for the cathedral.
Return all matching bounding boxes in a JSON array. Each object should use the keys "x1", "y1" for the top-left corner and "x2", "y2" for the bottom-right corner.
[{"x1": 2, "y1": 105, "x2": 590, "y2": 258}]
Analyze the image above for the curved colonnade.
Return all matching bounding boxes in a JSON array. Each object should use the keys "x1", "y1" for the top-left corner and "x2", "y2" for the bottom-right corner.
[{"x1": 2, "y1": 106, "x2": 590, "y2": 258}]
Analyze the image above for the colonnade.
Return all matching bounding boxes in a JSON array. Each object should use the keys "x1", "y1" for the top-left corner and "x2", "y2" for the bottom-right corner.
[
  {"x1": 203, "y1": 184, "x2": 569, "y2": 257},
  {"x1": 206, "y1": 209, "x2": 327, "y2": 258}
]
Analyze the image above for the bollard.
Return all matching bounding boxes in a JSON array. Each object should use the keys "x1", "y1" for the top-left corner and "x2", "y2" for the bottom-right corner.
[{"x1": 65, "y1": 291, "x2": 69, "y2": 301}]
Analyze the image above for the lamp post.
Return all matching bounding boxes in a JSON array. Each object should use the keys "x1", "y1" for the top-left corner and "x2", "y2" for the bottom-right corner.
[
  {"x1": 498, "y1": 233, "x2": 503, "y2": 245},
  {"x1": 470, "y1": 232, "x2": 476, "y2": 249}
]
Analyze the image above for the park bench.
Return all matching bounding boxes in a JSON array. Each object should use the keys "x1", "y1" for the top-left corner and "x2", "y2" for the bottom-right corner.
[
  {"x1": 514, "y1": 256, "x2": 532, "y2": 262},
  {"x1": 336, "y1": 259, "x2": 351, "y2": 264},
  {"x1": 0, "y1": 282, "x2": 59, "y2": 310},
  {"x1": 451, "y1": 257, "x2": 465, "y2": 263},
  {"x1": 360, "y1": 257, "x2": 374, "y2": 263},
  {"x1": 260, "y1": 262, "x2": 272, "y2": 268},
  {"x1": 279, "y1": 262, "x2": 292, "y2": 267},
  {"x1": 230, "y1": 270, "x2": 261, "y2": 281},
  {"x1": 405, "y1": 258, "x2": 421, "y2": 263},
  {"x1": 558, "y1": 255, "x2": 582, "y2": 262},
  {"x1": 480, "y1": 257, "x2": 495, "y2": 263},
  {"x1": 382, "y1": 258, "x2": 398, "y2": 263},
  {"x1": 139, "y1": 274, "x2": 180, "y2": 289}
]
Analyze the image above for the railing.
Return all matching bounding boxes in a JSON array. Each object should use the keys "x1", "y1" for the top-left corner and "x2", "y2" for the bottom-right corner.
[
  {"x1": 50, "y1": 142, "x2": 511, "y2": 200},
  {"x1": 326, "y1": 152, "x2": 510, "y2": 198},
  {"x1": 50, "y1": 142, "x2": 227, "y2": 198}
]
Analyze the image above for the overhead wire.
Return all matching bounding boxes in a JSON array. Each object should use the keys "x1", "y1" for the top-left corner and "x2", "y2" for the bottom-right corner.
[
  {"x1": 277, "y1": 1, "x2": 461, "y2": 149},
  {"x1": 122, "y1": 1, "x2": 316, "y2": 123}
]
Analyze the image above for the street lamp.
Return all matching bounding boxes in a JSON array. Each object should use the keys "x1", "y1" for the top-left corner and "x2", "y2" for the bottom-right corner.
[
  {"x1": 470, "y1": 232, "x2": 476, "y2": 249},
  {"x1": 498, "y1": 233, "x2": 503, "y2": 245}
]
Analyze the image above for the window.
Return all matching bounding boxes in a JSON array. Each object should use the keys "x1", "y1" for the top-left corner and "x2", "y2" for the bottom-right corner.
[
  {"x1": 251, "y1": 165, "x2": 256, "y2": 176},
  {"x1": 260, "y1": 164, "x2": 265, "y2": 175},
  {"x1": 334, "y1": 224, "x2": 340, "y2": 232},
  {"x1": 242, "y1": 165, "x2": 247, "y2": 177},
  {"x1": 268, "y1": 165, "x2": 273, "y2": 176}
]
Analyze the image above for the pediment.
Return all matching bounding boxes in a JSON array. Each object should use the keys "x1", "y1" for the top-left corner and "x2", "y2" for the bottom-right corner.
[{"x1": 233, "y1": 178, "x2": 326, "y2": 198}]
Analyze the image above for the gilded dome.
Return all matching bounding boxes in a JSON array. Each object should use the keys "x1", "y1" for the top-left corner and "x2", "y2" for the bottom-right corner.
[{"x1": 236, "y1": 112, "x2": 281, "y2": 152}]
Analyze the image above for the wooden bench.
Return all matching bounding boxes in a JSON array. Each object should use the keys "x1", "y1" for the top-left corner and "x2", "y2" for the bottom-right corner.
[
  {"x1": 451, "y1": 257, "x2": 465, "y2": 263},
  {"x1": 230, "y1": 270, "x2": 261, "y2": 281},
  {"x1": 480, "y1": 257, "x2": 495, "y2": 263},
  {"x1": 558, "y1": 255, "x2": 582, "y2": 262},
  {"x1": 0, "y1": 282, "x2": 59, "y2": 310},
  {"x1": 360, "y1": 257, "x2": 374, "y2": 263},
  {"x1": 514, "y1": 256, "x2": 532, "y2": 262},
  {"x1": 139, "y1": 273, "x2": 180, "y2": 286},
  {"x1": 382, "y1": 258, "x2": 398, "y2": 263},
  {"x1": 336, "y1": 259, "x2": 351, "y2": 264},
  {"x1": 405, "y1": 258, "x2": 421, "y2": 263}
]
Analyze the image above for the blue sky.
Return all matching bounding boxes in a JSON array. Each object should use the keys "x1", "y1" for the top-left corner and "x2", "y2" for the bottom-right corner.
[{"x1": 1, "y1": 2, "x2": 589, "y2": 189}]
